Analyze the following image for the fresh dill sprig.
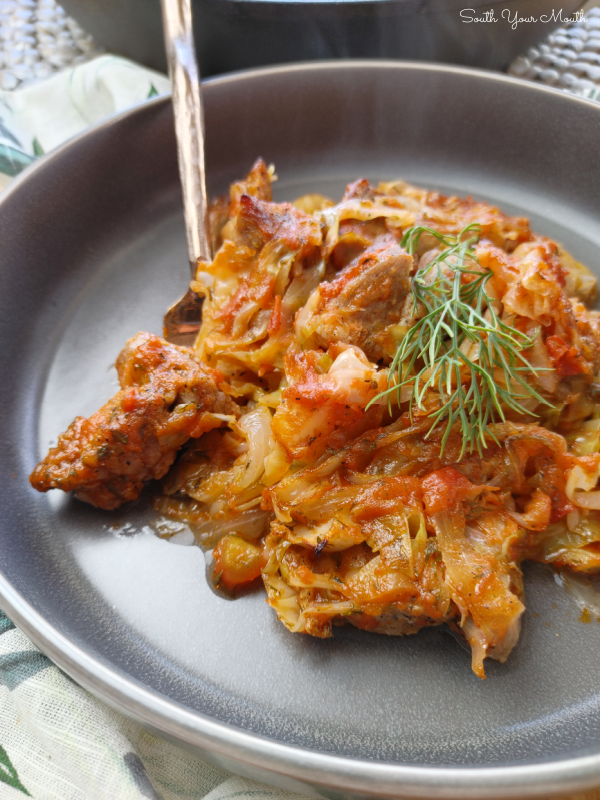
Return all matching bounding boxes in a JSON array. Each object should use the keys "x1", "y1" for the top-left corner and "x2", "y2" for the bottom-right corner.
[{"x1": 367, "y1": 223, "x2": 552, "y2": 457}]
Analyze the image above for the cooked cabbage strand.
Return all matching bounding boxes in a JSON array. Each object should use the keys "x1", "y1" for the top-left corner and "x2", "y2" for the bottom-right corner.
[{"x1": 368, "y1": 224, "x2": 552, "y2": 457}]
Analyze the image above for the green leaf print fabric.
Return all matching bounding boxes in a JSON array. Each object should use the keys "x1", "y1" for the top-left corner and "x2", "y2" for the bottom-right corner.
[
  {"x1": 0, "y1": 744, "x2": 31, "y2": 796},
  {"x1": 0, "y1": 612, "x2": 314, "y2": 800}
]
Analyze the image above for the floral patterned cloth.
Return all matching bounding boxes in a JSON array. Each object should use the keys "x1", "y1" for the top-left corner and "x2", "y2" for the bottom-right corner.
[
  {"x1": 0, "y1": 611, "x2": 312, "y2": 799},
  {"x1": 0, "y1": 53, "x2": 169, "y2": 188},
  {"x1": 0, "y1": 611, "x2": 315, "y2": 800}
]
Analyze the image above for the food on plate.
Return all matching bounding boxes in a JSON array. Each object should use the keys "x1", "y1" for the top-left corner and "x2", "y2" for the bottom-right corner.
[
  {"x1": 30, "y1": 332, "x2": 238, "y2": 510},
  {"x1": 31, "y1": 159, "x2": 600, "y2": 678}
]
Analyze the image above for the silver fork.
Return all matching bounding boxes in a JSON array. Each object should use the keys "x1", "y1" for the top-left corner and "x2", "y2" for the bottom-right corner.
[{"x1": 160, "y1": 0, "x2": 209, "y2": 346}]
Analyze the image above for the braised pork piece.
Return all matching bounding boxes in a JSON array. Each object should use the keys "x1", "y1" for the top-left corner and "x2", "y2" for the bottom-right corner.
[
  {"x1": 32, "y1": 160, "x2": 600, "y2": 678},
  {"x1": 30, "y1": 332, "x2": 239, "y2": 510}
]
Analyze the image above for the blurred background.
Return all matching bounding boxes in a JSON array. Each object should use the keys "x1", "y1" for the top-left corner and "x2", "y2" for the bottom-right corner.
[
  {"x1": 54, "y1": 0, "x2": 582, "y2": 75},
  {"x1": 2, "y1": 0, "x2": 598, "y2": 91}
]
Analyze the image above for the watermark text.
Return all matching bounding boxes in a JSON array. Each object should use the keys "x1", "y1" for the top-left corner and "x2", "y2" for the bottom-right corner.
[{"x1": 460, "y1": 8, "x2": 585, "y2": 29}]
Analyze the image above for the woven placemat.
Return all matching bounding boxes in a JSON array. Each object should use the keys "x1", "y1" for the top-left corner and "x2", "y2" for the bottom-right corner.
[
  {"x1": 509, "y1": 1, "x2": 600, "y2": 98},
  {"x1": 0, "y1": 0, "x2": 100, "y2": 90}
]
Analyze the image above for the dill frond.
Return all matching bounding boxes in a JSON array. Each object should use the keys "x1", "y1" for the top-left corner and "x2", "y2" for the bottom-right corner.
[{"x1": 367, "y1": 223, "x2": 552, "y2": 457}]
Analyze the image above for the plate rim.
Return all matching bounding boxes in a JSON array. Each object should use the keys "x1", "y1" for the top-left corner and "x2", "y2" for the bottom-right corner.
[{"x1": 3, "y1": 60, "x2": 600, "y2": 799}]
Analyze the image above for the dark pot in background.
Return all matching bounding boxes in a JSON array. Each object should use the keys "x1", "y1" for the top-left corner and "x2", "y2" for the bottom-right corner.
[{"x1": 59, "y1": 0, "x2": 582, "y2": 77}]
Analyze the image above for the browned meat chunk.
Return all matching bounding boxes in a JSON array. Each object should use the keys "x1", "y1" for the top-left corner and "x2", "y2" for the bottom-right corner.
[
  {"x1": 216, "y1": 158, "x2": 274, "y2": 249},
  {"x1": 30, "y1": 332, "x2": 238, "y2": 510},
  {"x1": 299, "y1": 237, "x2": 414, "y2": 362},
  {"x1": 234, "y1": 193, "x2": 322, "y2": 255}
]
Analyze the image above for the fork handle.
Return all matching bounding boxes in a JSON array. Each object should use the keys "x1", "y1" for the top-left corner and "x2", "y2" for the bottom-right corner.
[{"x1": 160, "y1": 0, "x2": 211, "y2": 275}]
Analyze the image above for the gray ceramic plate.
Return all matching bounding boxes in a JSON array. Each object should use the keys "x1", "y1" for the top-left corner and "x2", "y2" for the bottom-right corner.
[{"x1": 2, "y1": 62, "x2": 600, "y2": 800}]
